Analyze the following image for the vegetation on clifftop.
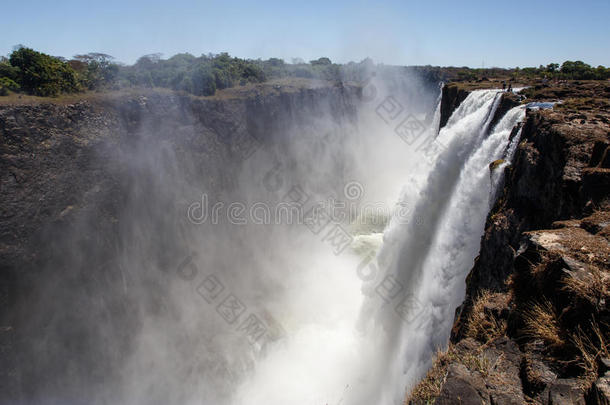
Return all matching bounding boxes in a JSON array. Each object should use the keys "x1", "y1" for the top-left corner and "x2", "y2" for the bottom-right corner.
[
  {"x1": 1, "y1": 47, "x2": 80, "y2": 96},
  {"x1": 1, "y1": 45, "x2": 609, "y2": 98}
]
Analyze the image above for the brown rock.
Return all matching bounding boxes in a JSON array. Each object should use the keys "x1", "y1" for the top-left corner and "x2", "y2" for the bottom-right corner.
[
  {"x1": 545, "y1": 378, "x2": 586, "y2": 405},
  {"x1": 482, "y1": 338, "x2": 525, "y2": 405},
  {"x1": 521, "y1": 349, "x2": 557, "y2": 399},
  {"x1": 435, "y1": 364, "x2": 490, "y2": 405}
]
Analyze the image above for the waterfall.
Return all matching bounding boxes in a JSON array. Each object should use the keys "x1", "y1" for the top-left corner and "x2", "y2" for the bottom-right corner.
[
  {"x1": 14, "y1": 84, "x2": 523, "y2": 405},
  {"x1": 359, "y1": 91, "x2": 525, "y2": 404},
  {"x1": 232, "y1": 90, "x2": 525, "y2": 405}
]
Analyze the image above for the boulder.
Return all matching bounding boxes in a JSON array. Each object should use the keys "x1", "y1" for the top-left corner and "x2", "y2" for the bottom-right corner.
[
  {"x1": 435, "y1": 363, "x2": 489, "y2": 405},
  {"x1": 482, "y1": 338, "x2": 525, "y2": 405}
]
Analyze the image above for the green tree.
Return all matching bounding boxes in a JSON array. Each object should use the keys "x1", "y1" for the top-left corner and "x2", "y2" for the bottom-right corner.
[
  {"x1": 595, "y1": 65, "x2": 610, "y2": 80},
  {"x1": 0, "y1": 58, "x2": 19, "y2": 81},
  {"x1": 0, "y1": 77, "x2": 20, "y2": 96},
  {"x1": 191, "y1": 65, "x2": 216, "y2": 96},
  {"x1": 546, "y1": 63, "x2": 559, "y2": 72},
  {"x1": 267, "y1": 58, "x2": 285, "y2": 67},
  {"x1": 560, "y1": 61, "x2": 595, "y2": 79},
  {"x1": 310, "y1": 57, "x2": 332, "y2": 65},
  {"x1": 73, "y1": 53, "x2": 119, "y2": 89},
  {"x1": 9, "y1": 47, "x2": 80, "y2": 96}
]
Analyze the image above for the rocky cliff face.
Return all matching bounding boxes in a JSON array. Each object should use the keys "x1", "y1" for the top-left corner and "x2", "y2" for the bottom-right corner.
[
  {"x1": 3, "y1": 77, "x2": 608, "y2": 404},
  {"x1": 410, "y1": 81, "x2": 610, "y2": 404},
  {"x1": 439, "y1": 84, "x2": 469, "y2": 130},
  {"x1": 0, "y1": 82, "x2": 360, "y2": 401}
]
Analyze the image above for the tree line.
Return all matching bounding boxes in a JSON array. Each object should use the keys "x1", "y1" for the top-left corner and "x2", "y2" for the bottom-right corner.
[
  {"x1": 0, "y1": 47, "x2": 268, "y2": 97},
  {"x1": 0, "y1": 47, "x2": 351, "y2": 97},
  {"x1": 1, "y1": 46, "x2": 608, "y2": 97},
  {"x1": 447, "y1": 62, "x2": 610, "y2": 82}
]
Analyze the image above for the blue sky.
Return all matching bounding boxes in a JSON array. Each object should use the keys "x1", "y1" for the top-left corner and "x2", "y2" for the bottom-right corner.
[{"x1": 2, "y1": 0, "x2": 609, "y2": 67}]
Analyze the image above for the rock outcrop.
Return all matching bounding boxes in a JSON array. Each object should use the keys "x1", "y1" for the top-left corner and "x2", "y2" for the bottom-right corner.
[
  {"x1": 439, "y1": 82, "x2": 520, "y2": 131},
  {"x1": 439, "y1": 83, "x2": 470, "y2": 129}
]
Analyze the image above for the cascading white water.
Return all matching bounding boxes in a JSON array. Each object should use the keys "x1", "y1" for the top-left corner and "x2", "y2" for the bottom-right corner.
[
  {"x1": 375, "y1": 101, "x2": 526, "y2": 403},
  {"x1": 10, "y1": 78, "x2": 526, "y2": 405},
  {"x1": 232, "y1": 89, "x2": 525, "y2": 405}
]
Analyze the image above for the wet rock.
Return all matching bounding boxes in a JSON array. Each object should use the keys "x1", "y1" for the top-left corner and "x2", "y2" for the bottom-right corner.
[
  {"x1": 488, "y1": 91, "x2": 520, "y2": 131},
  {"x1": 489, "y1": 159, "x2": 506, "y2": 172},
  {"x1": 439, "y1": 84, "x2": 469, "y2": 130}
]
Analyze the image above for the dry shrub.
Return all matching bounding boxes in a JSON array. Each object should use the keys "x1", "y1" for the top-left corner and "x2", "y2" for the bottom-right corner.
[
  {"x1": 571, "y1": 320, "x2": 610, "y2": 384},
  {"x1": 521, "y1": 300, "x2": 566, "y2": 349},
  {"x1": 407, "y1": 347, "x2": 451, "y2": 404},
  {"x1": 465, "y1": 290, "x2": 508, "y2": 343},
  {"x1": 562, "y1": 266, "x2": 610, "y2": 308}
]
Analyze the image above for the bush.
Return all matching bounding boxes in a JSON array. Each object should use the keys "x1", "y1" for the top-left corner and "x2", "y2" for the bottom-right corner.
[
  {"x1": 310, "y1": 57, "x2": 332, "y2": 65},
  {"x1": 115, "y1": 52, "x2": 265, "y2": 96},
  {"x1": 560, "y1": 61, "x2": 596, "y2": 79},
  {"x1": 71, "y1": 53, "x2": 119, "y2": 90},
  {"x1": 8, "y1": 47, "x2": 80, "y2": 96},
  {"x1": 0, "y1": 61, "x2": 19, "y2": 81},
  {"x1": 457, "y1": 70, "x2": 478, "y2": 81},
  {"x1": 191, "y1": 65, "x2": 216, "y2": 96},
  {"x1": 0, "y1": 77, "x2": 20, "y2": 95},
  {"x1": 293, "y1": 67, "x2": 314, "y2": 78},
  {"x1": 508, "y1": 60, "x2": 609, "y2": 81}
]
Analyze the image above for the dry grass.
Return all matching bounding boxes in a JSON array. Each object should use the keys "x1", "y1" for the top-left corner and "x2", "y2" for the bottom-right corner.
[
  {"x1": 406, "y1": 347, "x2": 451, "y2": 404},
  {"x1": 557, "y1": 97, "x2": 610, "y2": 113},
  {"x1": 0, "y1": 90, "x2": 94, "y2": 105},
  {"x1": 408, "y1": 291, "x2": 504, "y2": 403},
  {"x1": 460, "y1": 351, "x2": 491, "y2": 377},
  {"x1": 521, "y1": 300, "x2": 566, "y2": 349},
  {"x1": 0, "y1": 87, "x2": 180, "y2": 106},
  {"x1": 406, "y1": 345, "x2": 490, "y2": 404},
  {"x1": 0, "y1": 78, "x2": 329, "y2": 106},
  {"x1": 562, "y1": 266, "x2": 610, "y2": 308},
  {"x1": 571, "y1": 320, "x2": 610, "y2": 385},
  {"x1": 465, "y1": 290, "x2": 508, "y2": 343}
]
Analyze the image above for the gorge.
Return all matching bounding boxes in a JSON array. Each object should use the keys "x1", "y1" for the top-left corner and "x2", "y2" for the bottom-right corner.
[{"x1": 1, "y1": 72, "x2": 608, "y2": 405}]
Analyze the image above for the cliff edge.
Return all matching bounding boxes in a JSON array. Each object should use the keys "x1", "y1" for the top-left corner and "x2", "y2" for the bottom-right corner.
[{"x1": 410, "y1": 81, "x2": 610, "y2": 404}]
